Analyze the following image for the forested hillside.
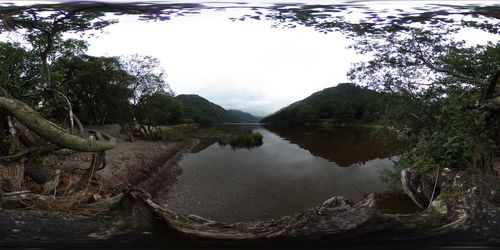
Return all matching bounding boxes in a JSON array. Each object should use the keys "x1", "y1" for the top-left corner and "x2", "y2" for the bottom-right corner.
[
  {"x1": 261, "y1": 83, "x2": 390, "y2": 126},
  {"x1": 227, "y1": 109, "x2": 261, "y2": 123},
  {"x1": 175, "y1": 94, "x2": 259, "y2": 124}
]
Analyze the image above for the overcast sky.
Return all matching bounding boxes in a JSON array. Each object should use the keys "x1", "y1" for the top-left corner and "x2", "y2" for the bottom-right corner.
[
  {"x1": 82, "y1": 10, "x2": 365, "y2": 117},
  {"x1": 5, "y1": 1, "x2": 499, "y2": 116}
]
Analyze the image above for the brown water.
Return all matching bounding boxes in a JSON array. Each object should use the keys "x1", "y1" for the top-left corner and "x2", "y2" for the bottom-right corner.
[{"x1": 159, "y1": 125, "x2": 399, "y2": 223}]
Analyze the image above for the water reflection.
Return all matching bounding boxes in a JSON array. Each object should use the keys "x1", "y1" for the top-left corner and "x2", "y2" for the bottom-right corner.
[
  {"x1": 266, "y1": 125, "x2": 399, "y2": 167},
  {"x1": 160, "y1": 125, "x2": 398, "y2": 223}
]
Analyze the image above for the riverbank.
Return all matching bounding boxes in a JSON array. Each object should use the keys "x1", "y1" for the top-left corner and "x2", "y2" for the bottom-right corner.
[
  {"x1": 0, "y1": 124, "x2": 499, "y2": 247},
  {"x1": 56, "y1": 124, "x2": 199, "y2": 195}
]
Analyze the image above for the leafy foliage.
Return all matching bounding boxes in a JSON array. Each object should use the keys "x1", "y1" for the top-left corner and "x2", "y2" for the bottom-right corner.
[
  {"x1": 137, "y1": 92, "x2": 183, "y2": 126},
  {"x1": 349, "y1": 26, "x2": 500, "y2": 178},
  {"x1": 120, "y1": 54, "x2": 171, "y2": 104},
  {"x1": 0, "y1": 42, "x2": 41, "y2": 105},
  {"x1": 55, "y1": 55, "x2": 133, "y2": 125}
]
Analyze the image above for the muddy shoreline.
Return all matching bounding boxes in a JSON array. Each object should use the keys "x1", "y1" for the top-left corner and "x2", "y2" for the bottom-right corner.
[
  {"x1": 1, "y1": 126, "x2": 499, "y2": 248},
  {"x1": 54, "y1": 125, "x2": 199, "y2": 195},
  {"x1": 135, "y1": 138, "x2": 199, "y2": 198},
  {"x1": 0, "y1": 125, "x2": 201, "y2": 247}
]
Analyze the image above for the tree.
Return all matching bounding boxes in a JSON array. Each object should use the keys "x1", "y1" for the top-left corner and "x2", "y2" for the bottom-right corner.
[
  {"x1": 0, "y1": 7, "x2": 118, "y2": 147},
  {"x1": 248, "y1": 3, "x2": 500, "y2": 185},
  {"x1": 120, "y1": 54, "x2": 172, "y2": 104},
  {"x1": 120, "y1": 55, "x2": 174, "y2": 137},
  {"x1": 346, "y1": 26, "x2": 500, "y2": 171},
  {"x1": 0, "y1": 7, "x2": 116, "y2": 86},
  {"x1": 0, "y1": 8, "x2": 120, "y2": 183},
  {"x1": 0, "y1": 42, "x2": 41, "y2": 105},
  {"x1": 136, "y1": 91, "x2": 182, "y2": 138},
  {"x1": 58, "y1": 55, "x2": 133, "y2": 125}
]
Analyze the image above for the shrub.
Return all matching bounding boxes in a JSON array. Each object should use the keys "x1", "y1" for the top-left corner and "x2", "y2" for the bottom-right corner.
[
  {"x1": 159, "y1": 129, "x2": 187, "y2": 142},
  {"x1": 220, "y1": 129, "x2": 263, "y2": 148}
]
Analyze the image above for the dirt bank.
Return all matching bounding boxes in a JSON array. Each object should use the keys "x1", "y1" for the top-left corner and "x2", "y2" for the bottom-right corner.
[
  {"x1": 0, "y1": 124, "x2": 202, "y2": 247},
  {"x1": 56, "y1": 124, "x2": 198, "y2": 194}
]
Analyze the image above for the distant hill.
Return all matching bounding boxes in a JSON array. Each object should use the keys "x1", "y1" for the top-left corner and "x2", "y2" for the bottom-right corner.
[
  {"x1": 261, "y1": 83, "x2": 389, "y2": 126},
  {"x1": 175, "y1": 94, "x2": 260, "y2": 124},
  {"x1": 226, "y1": 109, "x2": 261, "y2": 123}
]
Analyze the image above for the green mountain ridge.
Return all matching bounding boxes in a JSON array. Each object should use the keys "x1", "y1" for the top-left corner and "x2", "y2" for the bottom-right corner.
[
  {"x1": 261, "y1": 83, "x2": 389, "y2": 126},
  {"x1": 175, "y1": 94, "x2": 260, "y2": 124},
  {"x1": 226, "y1": 109, "x2": 263, "y2": 123}
]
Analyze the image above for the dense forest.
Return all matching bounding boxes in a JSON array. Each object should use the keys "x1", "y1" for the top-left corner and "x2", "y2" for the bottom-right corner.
[
  {"x1": 0, "y1": 38, "x2": 183, "y2": 140},
  {"x1": 261, "y1": 83, "x2": 390, "y2": 126}
]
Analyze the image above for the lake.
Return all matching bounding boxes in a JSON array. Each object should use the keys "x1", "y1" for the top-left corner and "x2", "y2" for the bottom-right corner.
[{"x1": 158, "y1": 124, "x2": 399, "y2": 223}]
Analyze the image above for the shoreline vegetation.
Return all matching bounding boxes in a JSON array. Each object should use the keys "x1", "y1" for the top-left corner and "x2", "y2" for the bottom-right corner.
[{"x1": 158, "y1": 124, "x2": 264, "y2": 148}]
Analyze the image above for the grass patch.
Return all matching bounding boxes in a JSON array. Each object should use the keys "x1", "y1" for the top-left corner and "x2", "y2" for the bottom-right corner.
[
  {"x1": 219, "y1": 129, "x2": 263, "y2": 148},
  {"x1": 159, "y1": 129, "x2": 187, "y2": 141},
  {"x1": 156, "y1": 125, "x2": 263, "y2": 149},
  {"x1": 157, "y1": 124, "x2": 198, "y2": 142}
]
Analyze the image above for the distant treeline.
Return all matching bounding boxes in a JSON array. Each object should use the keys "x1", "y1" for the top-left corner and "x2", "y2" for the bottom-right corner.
[{"x1": 261, "y1": 83, "x2": 393, "y2": 126}]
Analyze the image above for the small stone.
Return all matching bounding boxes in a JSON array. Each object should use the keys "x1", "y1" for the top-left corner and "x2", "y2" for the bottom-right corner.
[
  {"x1": 11, "y1": 229, "x2": 20, "y2": 233},
  {"x1": 142, "y1": 231, "x2": 152, "y2": 235}
]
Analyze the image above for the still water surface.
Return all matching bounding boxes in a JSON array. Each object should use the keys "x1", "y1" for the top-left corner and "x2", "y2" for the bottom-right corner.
[{"x1": 159, "y1": 125, "x2": 398, "y2": 223}]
